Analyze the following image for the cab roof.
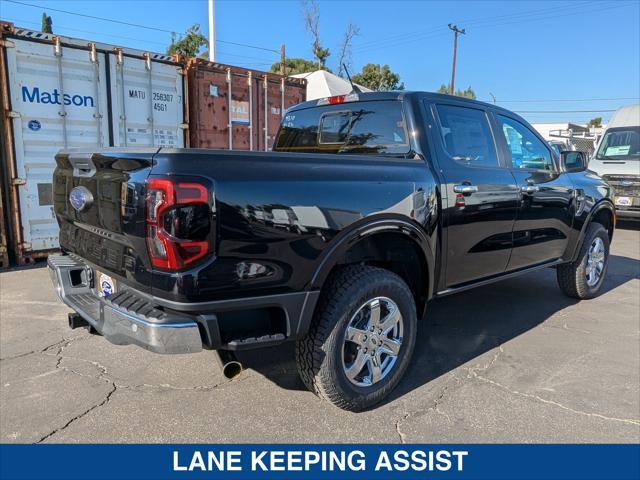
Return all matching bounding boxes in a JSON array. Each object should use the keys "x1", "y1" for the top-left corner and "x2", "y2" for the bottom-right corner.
[{"x1": 289, "y1": 90, "x2": 514, "y2": 116}]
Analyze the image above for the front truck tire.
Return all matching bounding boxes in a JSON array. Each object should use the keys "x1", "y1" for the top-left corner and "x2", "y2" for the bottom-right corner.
[
  {"x1": 295, "y1": 265, "x2": 417, "y2": 412},
  {"x1": 557, "y1": 223, "x2": 610, "y2": 299}
]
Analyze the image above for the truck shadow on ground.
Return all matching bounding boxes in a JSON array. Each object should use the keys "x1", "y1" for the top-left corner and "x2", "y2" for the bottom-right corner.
[{"x1": 238, "y1": 253, "x2": 640, "y2": 405}]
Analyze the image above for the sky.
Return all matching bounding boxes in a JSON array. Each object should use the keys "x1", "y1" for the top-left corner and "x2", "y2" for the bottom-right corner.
[{"x1": 1, "y1": 0, "x2": 639, "y2": 124}]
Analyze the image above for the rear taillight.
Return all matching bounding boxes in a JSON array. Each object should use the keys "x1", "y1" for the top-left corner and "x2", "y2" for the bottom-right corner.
[{"x1": 146, "y1": 178, "x2": 211, "y2": 270}]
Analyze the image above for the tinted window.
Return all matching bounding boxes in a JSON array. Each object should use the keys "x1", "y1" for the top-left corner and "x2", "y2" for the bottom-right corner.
[
  {"x1": 435, "y1": 105, "x2": 498, "y2": 167},
  {"x1": 498, "y1": 115, "x2": 554, "y2": 170},
  {"x1": 319, "y1": 111, "x2": 350, "y2": 144},
  {"x1": 274, "y1": 100, "x2": 409, "y2": 155}
]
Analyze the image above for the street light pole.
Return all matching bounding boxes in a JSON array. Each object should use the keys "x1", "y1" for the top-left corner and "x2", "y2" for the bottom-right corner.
[
  {"x1": 208, "y1": 0, "x2": 216, "y2": 62},
  {"x1": 448, "y1": 23, "x2": 465, "y2": 95}
]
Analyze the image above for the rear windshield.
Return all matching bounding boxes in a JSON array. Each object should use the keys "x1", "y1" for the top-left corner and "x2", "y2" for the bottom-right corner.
[
  {"x1": 595, "y1": 126, "x2": 640, "y2": 160},
  {"x1": 273, "y1": 100, "x2": 410, "y2": 156}
]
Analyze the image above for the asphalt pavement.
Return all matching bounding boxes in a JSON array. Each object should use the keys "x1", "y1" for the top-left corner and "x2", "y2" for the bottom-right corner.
[{"x1": 1, "y1": 223, "x2": 638, "y2": 443}]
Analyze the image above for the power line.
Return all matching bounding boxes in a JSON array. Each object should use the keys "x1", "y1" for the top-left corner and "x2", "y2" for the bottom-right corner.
[
  {"x1": 354, "y1": 1, "x2": 594, "y2": 51},
  {"x1": 5, "y1": 0, "x2": 176, "y2": 33},
  {"x1": 4, "y1": 0, "x2": 280, "y2": 53},
  {"x1": 353, "y1": 1, "x2": 634, "y2": 54},
  {"x1": 490, "y1": 97, "x2": 640, "y2": 103},
  {"x1": 353, "y1": 1, "x2": 594, "y2": 52},
  {"x1": 3, "y1": 16, "x2": 277, "y2": 64},
  {"x1": 4, "y1": 16, "x2": 276, "y2": 62},
  {"x1": 214, "y1": 39, "x2": 278, "y2": 53},
  {"x1": 2, "y1": 16, "x2": 168, "y2": 46}
]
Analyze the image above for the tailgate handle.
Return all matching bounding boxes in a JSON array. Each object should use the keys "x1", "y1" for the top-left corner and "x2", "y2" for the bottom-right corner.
[{"x1": 68, "y1": 154, "x2": 97, "y2": 178}]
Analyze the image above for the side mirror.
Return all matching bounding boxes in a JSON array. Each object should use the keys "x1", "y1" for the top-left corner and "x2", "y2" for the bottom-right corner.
[{"x1": 561, "y1": 151, "x2": 587, "y2": 172}]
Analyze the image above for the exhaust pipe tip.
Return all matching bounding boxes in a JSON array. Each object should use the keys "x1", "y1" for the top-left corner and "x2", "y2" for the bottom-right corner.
[
  {"x1": 215, "y1": 350, "x2": 243, "y2": 380},
  {"x1": 222, "y1": 360, "x2": 243, "y2": 379}
]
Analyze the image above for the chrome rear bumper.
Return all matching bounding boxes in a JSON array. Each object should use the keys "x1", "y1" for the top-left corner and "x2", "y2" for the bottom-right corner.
[{"x1": 47, "y1": 254, "x2": 202, "y2": 354}]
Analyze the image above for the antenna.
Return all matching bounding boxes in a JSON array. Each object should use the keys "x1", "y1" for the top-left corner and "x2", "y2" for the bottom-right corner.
[{"x1": 342, "y1": 64, "x2": 362, "y2": 94}]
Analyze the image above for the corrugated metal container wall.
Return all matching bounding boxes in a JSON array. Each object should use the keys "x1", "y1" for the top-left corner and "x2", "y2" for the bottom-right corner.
[
  {"x1": 0, "y1": 24, "x2": 185, "y2": 264},
  {"x1": 187, "y1": 59, "x2": 306, "y2": 150},
  {"x1": 0, "y1": 184, "x2": 9, "y2": 269},
  {"x1": 110, "y1": 48, "x2": 185, "y2": 148}
]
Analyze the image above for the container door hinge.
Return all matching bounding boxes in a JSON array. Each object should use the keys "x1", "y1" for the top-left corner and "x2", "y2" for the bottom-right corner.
[
  {"x1": 179, "y1": 123, "x2": 188, "y2": 129},
  {"x1": 7, "y1": 111, "x2": 20, "y2": 118},
  {"x1": 20, "y1": 242, "x2": 32, "y2": 251},
  {"x1": 0, "y1": 39, "x2": 15, "y2": 48},
  {"x1": 12, "y1": 177, "x2": 26, "y2": 186}
]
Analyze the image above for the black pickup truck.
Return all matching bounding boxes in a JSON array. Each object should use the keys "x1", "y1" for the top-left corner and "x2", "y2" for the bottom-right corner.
[{"x1": 49, "y1": 91, "x2": 615, "y2": 411}]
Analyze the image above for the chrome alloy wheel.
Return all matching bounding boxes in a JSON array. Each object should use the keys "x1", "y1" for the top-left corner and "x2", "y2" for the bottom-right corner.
[
  {"x1": 341, "y1": 297, "x2": 403, "y2": 387},
  {"x1": 586, "y1": 237, "x2": 606, "y2": 287}
]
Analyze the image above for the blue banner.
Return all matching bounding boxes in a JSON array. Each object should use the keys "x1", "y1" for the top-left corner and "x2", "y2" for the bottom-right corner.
[{"x1": 1, "y1": 444, "x2": 638, "y2": 480}]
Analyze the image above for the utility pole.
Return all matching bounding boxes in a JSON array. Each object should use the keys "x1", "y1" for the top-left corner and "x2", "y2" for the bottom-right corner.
[
  {"x1": 280, "y1": 44, "x2": 286, "y2": 76},
  {"x1": 208, "y1": 0, "x2": 216, "y2": 62},
  {"x1": 448, "y1": 23, "x2": 465, "y2": 95}
]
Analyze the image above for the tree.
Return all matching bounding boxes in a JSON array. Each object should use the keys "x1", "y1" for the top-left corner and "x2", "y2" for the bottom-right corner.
[
  {"x1": 41, "y1": 12, "x2": 52, "y2": 34},
  {"x1": 302, "y1": 0, "x2": 330, "y2": 69},
  {"x1": 588, "y1": 117, "x2": 603, "y2": 128},
  {"x1": 270, "y1": 58, "x2": 319, "y2": 76},
  {"x1": 337, "y1": 21, "x2": 360, "y2": 77},
  {"x1": 352, "y1": 64, "x2": 404, "y2": 91},
  {"x1": 437, "y1": 84, "x2": 476, "y2": 99},
  {"x1": 167, "y1": 24, "x2": 207, "y2": 59}
]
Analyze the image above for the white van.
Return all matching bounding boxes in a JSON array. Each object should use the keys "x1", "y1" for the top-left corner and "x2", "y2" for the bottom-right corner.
[{"x1": 589, "y1": 104, "x2": 640, "y2": 219}]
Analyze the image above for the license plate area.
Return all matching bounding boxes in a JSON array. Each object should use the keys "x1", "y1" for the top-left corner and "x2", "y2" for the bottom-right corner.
[
  {"x1": 95, "y1": 270, "x2": 117, "y2": 297},
  {"x1": 615, "y1": 196, "x2": 633, "y2": 207}
]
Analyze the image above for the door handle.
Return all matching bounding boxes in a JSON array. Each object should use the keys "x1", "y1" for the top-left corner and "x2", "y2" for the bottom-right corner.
[
  {"x1": 453, "y1": 184, "x2": 479, "y2": 194},
  {"x1": 520, "y1": 185, "x2": 540, "y2": 194}
]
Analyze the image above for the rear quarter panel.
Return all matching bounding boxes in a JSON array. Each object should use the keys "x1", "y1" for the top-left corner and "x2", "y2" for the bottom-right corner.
[{"x1": 150, "y1": 149, "x2": 439, "y2": 302}]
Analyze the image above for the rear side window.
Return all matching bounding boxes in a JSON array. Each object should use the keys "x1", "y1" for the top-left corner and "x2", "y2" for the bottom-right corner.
[
  {"x1": 274, "y1": 101, "x2": 410, "y2": 155},
  {"x1": 435, "y1": 105, "x2": 499, "y2": 167}
]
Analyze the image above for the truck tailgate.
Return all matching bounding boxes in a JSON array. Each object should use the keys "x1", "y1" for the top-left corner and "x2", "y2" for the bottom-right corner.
[{"x1": 53, "y1": 148, "x2": 158, "y2": 293}]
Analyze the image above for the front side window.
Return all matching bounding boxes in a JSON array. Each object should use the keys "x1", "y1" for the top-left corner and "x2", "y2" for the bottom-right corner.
[
  {"x1": 435, "y1": 104, "x2": 498, "y2": 167},
  {"x1": 498, "y1": 115, "x2": 554, "y2": 170}
]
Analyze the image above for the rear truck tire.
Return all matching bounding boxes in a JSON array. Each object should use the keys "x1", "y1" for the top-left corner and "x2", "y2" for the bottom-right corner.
[
  {"x1": 557, "y1": 223, "x2": 610, "y2": 299},
  {"x1": 295, "y1": 265, "x2": 417, "y2": 412}
]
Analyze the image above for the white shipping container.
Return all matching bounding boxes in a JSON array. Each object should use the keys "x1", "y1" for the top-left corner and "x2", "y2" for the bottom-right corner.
[
  {"x1": 110, "y1": 49, "x2": 185, "y2": 148},
  {"x1": 0, "y1": 26, "x2": 185, "y2": 261}
]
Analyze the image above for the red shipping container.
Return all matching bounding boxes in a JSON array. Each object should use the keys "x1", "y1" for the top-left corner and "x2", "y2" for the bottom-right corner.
[{"x1": 186, "y1": 59, "x2": 306, "y2": 150}]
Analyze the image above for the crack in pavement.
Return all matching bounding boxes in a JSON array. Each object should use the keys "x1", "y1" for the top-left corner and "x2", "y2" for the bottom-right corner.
[
  {"x1": 460, "y1": 338, "x2": 640, "y2": 427},
  {"x1": 35, "y1": 381, "x2": 117, "y2": 444},
  {"x1": 472, "y1": 373, "x2": 640, "y2": 426},
  {"x1": 395, "y1": 412, "x2": 410, "y2": 444},
  {"x1": 468, "y1": 365, "x2": 640, "y2": 425},
  {"x1": 34, "y1": 335, "x2": 117, "y2": 443},
  {"x1": 30, "y1": 340, "x2": 248, "y2": 442},
  {"x1": 394, "y1": 339, "x2": 507, "y2": 442},
  {"x1": 461, "y1": 340, "x2": 640, "y2": 426},
  {"x1": 394, "y1": 375, "x2": 459, "y2": 443},
  {"x1": 0, "y1": 334, "x2": 87, "y2": 362},
  {"x1": 466, "y1": 342, "x2": 505, "y2": 378}
]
